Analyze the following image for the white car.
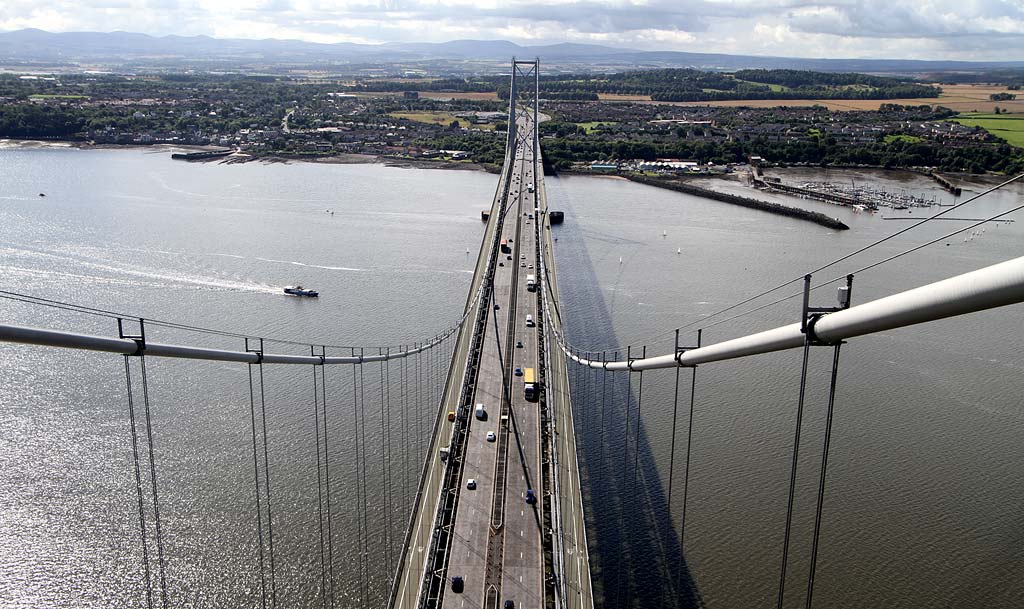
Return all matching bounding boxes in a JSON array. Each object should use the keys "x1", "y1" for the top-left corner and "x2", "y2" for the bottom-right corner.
[
  {"x1": 486, "y1": 431, "x2": 497, "y2": 442},
  {"x1": 467, "y1": 479, "x2": 477, "y2": 490}
]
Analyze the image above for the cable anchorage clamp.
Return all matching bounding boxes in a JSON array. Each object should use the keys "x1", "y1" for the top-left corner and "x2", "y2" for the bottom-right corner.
[
  {"x1": 801, "y1": 273, "x2": 854, "y2": 346},
  {"x1": 118, "y1": 318, "x2": 147, "y2": 356},
  {"x1": 673, "y1": 328, "x2": 702, "y2": 367},
  {"x1": 245, "y1": 337, "x2": 264, "y2": 364}
]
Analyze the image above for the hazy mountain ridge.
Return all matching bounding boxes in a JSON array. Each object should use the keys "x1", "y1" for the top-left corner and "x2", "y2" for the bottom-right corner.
[{"x1": 2, "y1": 29, "x2": 1023, "y2": 73}]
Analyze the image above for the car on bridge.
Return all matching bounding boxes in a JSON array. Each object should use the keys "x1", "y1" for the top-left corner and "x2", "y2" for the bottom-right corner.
[
  {"x1": 466, "y1": 479, "x2": 477, "y2": 490},
  {"x1": 516, "y1": 340, "x2": 523, "y2": 348},
  {"x1": 451, "y1": 576, "x2": 464, "y2": 593},
  {"x1": 514, "y1": 366, "x2": 523, "y2": 376},
  {"x1": 525, "y1": 489, "x2": 536, "y2": 504},
  {"x1": 486, "y1": 431, "x2": 496, "y2": 442}
]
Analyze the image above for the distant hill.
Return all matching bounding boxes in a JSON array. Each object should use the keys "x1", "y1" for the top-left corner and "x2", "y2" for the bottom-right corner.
[{"x1": 2, "y1": 29, "x2": 1023, "y2": 74}]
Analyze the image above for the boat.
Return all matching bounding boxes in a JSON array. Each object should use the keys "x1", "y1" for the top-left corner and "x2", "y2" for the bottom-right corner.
[{"x1": 283, "y1": 286, "x2": 319, "y2": 297}]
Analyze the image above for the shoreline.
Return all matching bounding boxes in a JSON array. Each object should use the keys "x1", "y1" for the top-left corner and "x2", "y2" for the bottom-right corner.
[{"x1": 0, "y1": 139, "x2": 499, "y2": 173}]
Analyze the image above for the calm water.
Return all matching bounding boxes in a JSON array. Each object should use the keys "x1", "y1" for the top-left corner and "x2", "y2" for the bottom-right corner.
[{"x1": 1, "y1": 145, "x2": 1022, "y2": 608}]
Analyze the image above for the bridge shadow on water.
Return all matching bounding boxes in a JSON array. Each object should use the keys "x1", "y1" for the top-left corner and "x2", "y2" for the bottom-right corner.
[{"x1": 548, "y1": 178, "x2": 704, "y2": 609}]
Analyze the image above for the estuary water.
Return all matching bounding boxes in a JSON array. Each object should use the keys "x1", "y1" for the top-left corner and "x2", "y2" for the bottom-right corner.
[{"x1": 1, "y1": 145, "x2": 1022, "y2": 608}]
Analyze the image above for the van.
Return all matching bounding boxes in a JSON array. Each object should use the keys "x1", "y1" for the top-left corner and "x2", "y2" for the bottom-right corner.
[
  {"x1": 475, "y1": 403, "x2": 485, "y2": 419},
  {"x1": 525, "y1": 314, "x2": 534, "y2": 327}
]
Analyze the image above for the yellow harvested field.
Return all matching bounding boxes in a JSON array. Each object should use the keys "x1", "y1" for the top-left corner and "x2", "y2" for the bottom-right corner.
[
  {"x1": 602, "y1": 84, "x2": 1024, "y2": 113},
  {"x1": 417, "y1": 91, "x2": 499, "y2": 101},
  {"x1": 597, "y1": 93, "x2": 650, "y2": 101}
]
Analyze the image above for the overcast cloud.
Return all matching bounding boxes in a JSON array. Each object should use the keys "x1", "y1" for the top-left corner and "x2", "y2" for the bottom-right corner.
[{"x1": 2, "y1": 0, "x2": 1023, "y2": 60}]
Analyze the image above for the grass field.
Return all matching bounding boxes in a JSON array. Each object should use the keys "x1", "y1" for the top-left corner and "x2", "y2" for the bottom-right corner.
[
  {"x1": 607, "y1": 84, "x2": 1024, "y2": 113},
  {"x1": 952, "y1": 113, "x2": 1024, "y2": 147},
  {"x1": 575, "y1": 121, "x2": 617, "y2": 133},
  {"x1": 389, "y1": 111, "x2": 496, "y2": 130}
]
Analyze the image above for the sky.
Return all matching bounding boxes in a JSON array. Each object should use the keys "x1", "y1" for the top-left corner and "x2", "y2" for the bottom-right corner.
[{"x1": 2, "y1": 0, "x2": 1023, "y2": 60}]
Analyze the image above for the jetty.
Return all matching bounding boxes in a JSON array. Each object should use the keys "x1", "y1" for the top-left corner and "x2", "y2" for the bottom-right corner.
[{"x1": 171, "y1": 149, "x2": 234, "y2": 161}]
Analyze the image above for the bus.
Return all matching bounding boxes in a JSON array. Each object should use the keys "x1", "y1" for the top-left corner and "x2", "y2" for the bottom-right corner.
[{"x1": 524, "y1": 368, "x2": 538, "y2": 401}]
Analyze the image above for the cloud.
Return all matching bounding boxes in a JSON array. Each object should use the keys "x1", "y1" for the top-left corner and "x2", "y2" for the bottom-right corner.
[{"x1": 1, "y1": 0, "x2": 1024, "y2": 60}]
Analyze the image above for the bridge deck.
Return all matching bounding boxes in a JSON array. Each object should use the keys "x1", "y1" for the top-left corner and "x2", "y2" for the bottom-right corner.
[{"x1": 391, "y1": 105, "x2": 592, "y2": 609}]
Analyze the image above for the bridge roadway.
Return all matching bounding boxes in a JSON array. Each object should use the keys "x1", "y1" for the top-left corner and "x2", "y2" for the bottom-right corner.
[
  {"x1": 391, "y1": 108, "x2": 593, "y2": 609},
  {"x1": 442, "y1": 118, "x2": 543, "y2": 609}
]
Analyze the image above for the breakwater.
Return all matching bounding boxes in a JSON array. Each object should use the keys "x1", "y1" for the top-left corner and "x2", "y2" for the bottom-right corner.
[{"x1": 624, "y1": 174, "x2": 850, "y2": 230}]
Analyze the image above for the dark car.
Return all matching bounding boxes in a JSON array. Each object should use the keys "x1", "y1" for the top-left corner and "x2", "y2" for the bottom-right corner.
[
  {"x1": 514, "y1": 366, "x2": 523, "y2": 376},
  {"x1": 516, "y1": 340, "x2": 523, "y2": 348},
  {"x1": 525, "y1": 489, "x2": 536, "y2": 504},
  {"x1": 504, "y1": 601, "x2": 514, "y2": 609},
  {"x1": 452, "y1": 576, "x2": 464, "y2": 593}
]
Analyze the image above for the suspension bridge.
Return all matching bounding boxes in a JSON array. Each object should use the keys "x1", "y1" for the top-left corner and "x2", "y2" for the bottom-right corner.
[{"x1": 2, "y1": 58, "x2": 1024, "y2": 609}]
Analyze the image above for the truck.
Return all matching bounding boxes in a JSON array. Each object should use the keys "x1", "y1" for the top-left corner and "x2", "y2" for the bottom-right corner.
[
  {"x1": 526, "y1": 274, "x2": 536, "y2": 292},
  {"x1": 524, "y1": 368, "x2": 538, "y2": 401}
]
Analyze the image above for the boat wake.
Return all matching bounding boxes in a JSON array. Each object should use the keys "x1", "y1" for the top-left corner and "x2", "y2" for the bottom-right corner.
[{"x1": 0, "y1": 246, "x2": 280, "y2": 294}]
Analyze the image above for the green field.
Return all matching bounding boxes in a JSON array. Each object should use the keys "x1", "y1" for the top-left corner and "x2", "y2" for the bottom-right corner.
[
  {"x1": 575, "y1": 121, "x2": 617, "y2": 133},
  {"x1": 389, "y1": 111, "x2": 495, "y2": 130},
  {"x1": 953, "y1": 113, "x2": 1024, "y2": 147}
]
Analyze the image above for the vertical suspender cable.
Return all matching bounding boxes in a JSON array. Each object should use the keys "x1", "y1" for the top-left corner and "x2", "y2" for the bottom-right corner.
[
  {"x1": 666, "y1": 331, "x2": 681, "y2": 512},
  {"x1": 311, "y1": 348, "x2": 328, "y2": 609},
  {"x1": 677, "y1": 329, "x2": 700, "y2": 606},
  {"x1": 777, "y1": 331, "x2": 813, "y2": 609},
  {"x1": 386, "y1": 347, "x2": 395, "y2": 574},
  {"x1": 380, "y1": 348, "x2": 393, "y2": 581},
  {"x1": 417, "y1": 343, "x2": 423, "y2": 458},
  {"x1": 600, "y1": 351, "x2": 608, "y2": 464},
  {"x1": 663, "y1": 332, "x2": 681, "y2": 609},
  {"x1": 805, "y1": 343, "x2": 842, "y2": 609},
  {"x1": 625, "y1": 345, "x2": 645, "y2": 609},
  {"x1": 247, "y1": 360, "x2": 268, "y2": 609},
  {"x1": 402, "y1": 345, "x2": 410, "y2": 513},
  {"x1": 362, "y1": 350, "x2": 374, "y2": 605},
  {"x1": 138, "y1": 355, "x2": 168, "y2": 609},
  {"x1": 257, "y1": 358, "x2": 278, "y2": 609},
  {"x1": 631, "y1": 346, "x2": 646, "y2": 489},
  {"x1": 123, "y1": 355, "x2": 155, "y2": 609},
  {"x1": 350, "y1": 348, "x2": 365, "y2": 605},
  {"x1": 321, "y1": 348, "x2": 336, "y2": 609},
  {"x1": 615, "y1": 346, "x2": 632, "y2": 609},
  {"x1": 359, "y1": 348, "x2": 371, "y2": 607}
]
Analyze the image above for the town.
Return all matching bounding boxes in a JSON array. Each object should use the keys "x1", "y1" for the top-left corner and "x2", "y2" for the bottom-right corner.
[{"x1": 1, "y1": 70, "x2": 1021, "y2": 176}]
